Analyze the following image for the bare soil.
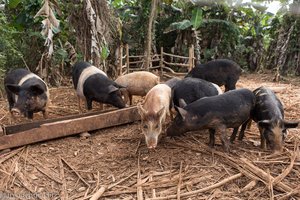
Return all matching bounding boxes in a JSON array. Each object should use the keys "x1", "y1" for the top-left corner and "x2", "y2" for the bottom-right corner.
[{"x1": 0, "y1": 72, "x2": 299, "y2": 200}]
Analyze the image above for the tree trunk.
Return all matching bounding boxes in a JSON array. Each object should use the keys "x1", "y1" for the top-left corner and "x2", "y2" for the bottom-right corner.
[
  {"x1": 193, "y1": 29, "x2": 201, "y2": 64},
  {"x1": 273, "y1": 22, "x2": 295, "y2": 81},
  {"x1": 144, "y1": 0, "x2": 158, "y2": 70}
]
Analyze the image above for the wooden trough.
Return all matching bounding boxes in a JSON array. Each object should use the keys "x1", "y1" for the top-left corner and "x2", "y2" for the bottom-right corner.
[{"x1": 0, "y1": 106, "x2": 140, "y2": 151}]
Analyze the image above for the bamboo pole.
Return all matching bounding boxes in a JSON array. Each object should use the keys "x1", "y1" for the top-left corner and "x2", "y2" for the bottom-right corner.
[
  {"x1": 160, "y1": 47, "x2": 164, "y2": 76},
  {"x1": 126, "y1": 44, "x2": 129, "y2": 74},
  {"x1": 119, "y1": 44, "x2": 123, "y2": 76}
]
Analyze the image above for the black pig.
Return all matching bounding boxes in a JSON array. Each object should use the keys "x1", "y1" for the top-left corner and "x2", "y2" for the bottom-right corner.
[
  {"x1": 237, "y1": 86, "x2": 298, "y2": 152},
  {"x1": 72, "y1": 61, "x2": 125, "y2": 111},
  {"x1": 167, "y1": 89, "x2": 255, "y2": 152},
  {"x1": 172, "y1": 77, "x2": 222, "y2": 107},
  {"x1": 164, "y1": 77, "x2": 181, "y2": 89},
  {"x1": 185, "y1": 59, "x2": 242, "y2": 92},
  {"x1": 4, "y1": 68, "x2": 49, "y2": 119}
]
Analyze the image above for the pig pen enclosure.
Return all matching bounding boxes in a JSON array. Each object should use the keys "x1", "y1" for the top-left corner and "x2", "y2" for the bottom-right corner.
[{"x1": 0, "y1": 72, "x2": 299, "y2": 200}]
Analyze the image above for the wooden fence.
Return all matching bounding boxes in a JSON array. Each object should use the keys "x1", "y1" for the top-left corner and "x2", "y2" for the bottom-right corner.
[{"x1": 118, "y1": 44, "x2": 195, "y2": 76}]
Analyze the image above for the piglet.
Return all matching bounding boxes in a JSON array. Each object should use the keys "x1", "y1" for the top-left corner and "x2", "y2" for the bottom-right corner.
[
  {"x1": 167, "y1": 89, "x2": 255, "y2": 152},
  {"x1": 138, "y1": 84, "x2": 172, "y2": 149},
  {"x1": 4, "y1": 68, "x2": 49, "y2": 120},
  {"x1": 185, "y1": 59, "x2": 242, "y2": 91},
  {"x1": 115, "y1": 71, "x2": 159, "y2": 105},
  {"x1": 72, "y1": 61, "x2": 125, "y2": 111}
]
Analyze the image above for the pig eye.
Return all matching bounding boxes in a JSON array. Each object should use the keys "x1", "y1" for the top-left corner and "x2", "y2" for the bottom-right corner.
[
  {"x1": 155, "y1": 125, "x2": 159, "y2": 129},
  {"x1": 143, "y1": 125, "x2": 148, "y2": 129}
]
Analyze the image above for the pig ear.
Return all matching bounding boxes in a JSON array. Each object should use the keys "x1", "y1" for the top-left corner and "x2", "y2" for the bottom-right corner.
[
  {"x1": 6, "y1": 84, "x2": 21, "y2": 95},
  {"x1": 30, "y1": 84, "x2": 45, "y2": 95},
  {"x1": 178, "y1": 98, "x2": 187, "y2": 108},
  {"x1": 108, "y1": 85, "x2": 119, "y2": 94},
  {"x1": 283, "y1": 120, "x2": 299, "y2": 129},
  {"x1": 175, "y1": 106, "x2": 187, "y2": 120},
  {"x1": 258, "y1": 120, "x2": 271, "y2": 129},
  {"x1": 137, "y1": 103, "x2": 147, "y2": 118}
]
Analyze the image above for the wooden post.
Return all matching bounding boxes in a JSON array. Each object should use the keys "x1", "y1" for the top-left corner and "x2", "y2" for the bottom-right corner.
[
  {"x1": 126, "y1": 44, "x2": 130, "y2": 74},
  {"x1": 119, "y1": 44, "x2": 123, "y2": 76},
  {"x1": 160, "y1": 47, "x2": 164, "y2": 76}
]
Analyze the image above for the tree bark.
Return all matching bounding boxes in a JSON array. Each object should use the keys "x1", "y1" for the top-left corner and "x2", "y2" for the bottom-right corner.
[
  {"x1": 273, "y1": 22, "x2": 295, "y2": 81},
  {"x1": 144, "y1": 0, "x2": 158, "y2": 70}
]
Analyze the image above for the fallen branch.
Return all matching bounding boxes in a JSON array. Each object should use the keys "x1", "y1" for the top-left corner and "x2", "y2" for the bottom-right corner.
[
  {"x1": 0, "y1": 147, "x2": 25, "y2": 164},
  {"x1": 273, "y1": 150, "x2": 297, "y2": 185},
  {"x1": 137, "y1": 154, "x2": 143, "y2": 200},
  {"x1": 59, "y1": 157, "x2": 68, "y2": 200},
  {"x1": 16, "y1": 172, "x2": 43, "y2": 200},
  {"x1": 90, "y1": 185, "x2": 107, "y2": 200},
  {"x1": 177, "y1": 161, "x2": 183, "y2": 200},
  {"x1": 240, "y1": 180, "x2": 258, "y2": 193},
  {"x1": 85, "y1": 170, "x2": 137, "y2": 200},
  {"x1": 278, "y1": 186, "x2": 300, "y2": 200},
  {"x1": 146, "y1": 173, "x2": 243, "y2": 200},
  {"x1": 61, "y1": 157, "x2": 90, "y2": 187},
  {"x1": 239, "y1": 157, "x2": 293, "y2": 193}
]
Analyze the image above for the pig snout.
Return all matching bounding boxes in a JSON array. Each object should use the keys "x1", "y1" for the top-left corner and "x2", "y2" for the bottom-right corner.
[
  {"x1": 11, "y1": 108, "x2": 21, "y2": 116},
  {"x1": 145, "y1": 135, "x2": 158, "y2": 149}
]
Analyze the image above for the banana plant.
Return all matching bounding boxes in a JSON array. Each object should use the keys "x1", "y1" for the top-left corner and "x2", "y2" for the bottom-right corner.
[{"x1": 164, "y1": 6, "x2": 203, "y2": 63}]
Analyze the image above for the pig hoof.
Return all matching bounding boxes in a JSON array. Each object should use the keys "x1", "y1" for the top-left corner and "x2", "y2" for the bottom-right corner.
[{"x1": 80, "y1": 132, "x2": 91, "y2": 139}]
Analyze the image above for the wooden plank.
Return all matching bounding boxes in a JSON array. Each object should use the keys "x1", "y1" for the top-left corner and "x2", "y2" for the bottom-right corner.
[
  {"x1": 3, "y1": 108, "x2": 116, "y2": 135},
  {"x1": 0, "y1": 106, "x2": 140, "y2": 151}
]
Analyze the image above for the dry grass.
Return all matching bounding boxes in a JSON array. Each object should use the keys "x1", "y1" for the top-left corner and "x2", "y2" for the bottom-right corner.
[{"x1": 0, "y1": 72, "x2": 299, "y2": 200}]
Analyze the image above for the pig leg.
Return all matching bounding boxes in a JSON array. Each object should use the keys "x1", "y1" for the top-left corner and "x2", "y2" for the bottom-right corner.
[
  {"x1": 26, "y1": 111, "x2": 34, "y2": 120},
  {"x1": 229, "y1": 127, "x2": 239, "y2": 143},
  {"x1": 42, "y1": 110, "x2": 48, "y2": 119},
  {"x1": 208, "y1": 129, "x2": 216, "y2": 148},
  {"x1": 259, "y1": 127, "x2": 266, "y2": 149},
  {"x1": 86, "y1": 98, "x2": 93, "y2": 110},
  {"x1": 225, "y1": 78, "x2": 237, "y2": 92},
  {"x1": 238, "y1": 119, "x2": 251, "y2": 141},
  {"x1": 218, "y1": 126, "x2": 230, "y2": 152},
  {"x1": 129, "y1": 94, "x2": 133, "y2": 105}
]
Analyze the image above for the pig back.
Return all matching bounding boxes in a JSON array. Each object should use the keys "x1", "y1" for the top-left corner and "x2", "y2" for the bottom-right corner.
[
  {"x1": 186, "y1": 88, "x2": 255, "y2": 127},
  {"x1": 252, "y1": 86, "x2": 284, "y2": 122},
  {"x1": 143, "y1": 84, "x2": 171, "y2": 113},
  {"x1": 115, "y1": 71, "x2": 159, "y2": 96},
  {"x1": 173, "y1": 77, "x2": 221, "y2": 107},
  {"x1": 186, "y1": 59, "x2": 241, "y2": 86}
]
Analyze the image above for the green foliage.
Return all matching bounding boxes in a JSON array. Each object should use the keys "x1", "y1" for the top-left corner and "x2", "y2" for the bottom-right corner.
[{"x1": 191, "y1": 7, "x2": 203, "y2": 29}]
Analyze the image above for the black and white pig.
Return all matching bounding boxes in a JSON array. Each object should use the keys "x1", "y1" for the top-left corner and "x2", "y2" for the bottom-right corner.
[
  {"x1": 4, "y1": 68, "x2": 49, "y2": 119},
  {"x1": 185, "y1": 59, "x2": 242, "y2": 92},
  {"x1": 172, "y1": 77, "x2": 222, "y2": 107},
  {"x1": 237, "y1": 86, "x2": 298, "y2": 152},
  {"x1": 167, "y1": 89, "x2": 255, "y2": 152},
  {"x1": 72, "y1": 61, "x2": 125, "y2": 110}
]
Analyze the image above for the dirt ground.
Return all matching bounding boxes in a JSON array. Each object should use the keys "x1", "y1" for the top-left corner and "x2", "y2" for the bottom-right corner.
[{"x1": 0, "y1": 72, "x2": 299, "y2": 200}]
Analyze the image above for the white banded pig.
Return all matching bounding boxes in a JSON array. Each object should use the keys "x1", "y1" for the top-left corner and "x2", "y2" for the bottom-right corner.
[
  {"x1": 4, "y1": 68, "x2": 50, "y2": 120},
  {"x1": 72, "y1": 61, "x2": 125, "y2": 111}
]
